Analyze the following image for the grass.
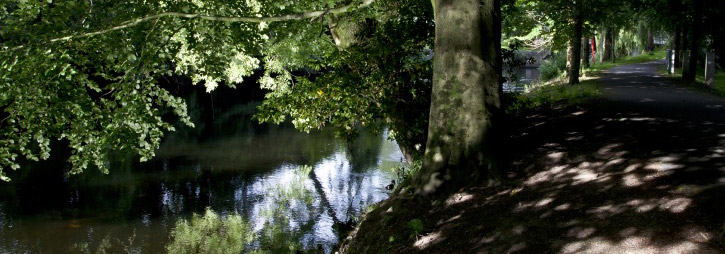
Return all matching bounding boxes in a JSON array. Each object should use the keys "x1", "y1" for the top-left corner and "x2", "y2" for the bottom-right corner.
[
  {"x1": 583, "y1": 50, "x2": 667, "y2": 75},
  {"x1": 508, "y1": 50, "x2": 668, "y2": 115},
  {"x1": 506, "y1": 79, "x2": 602, "y2": 115},
  {"x1": 664, "y1": 67, "x2": 725, "y2": 95}
]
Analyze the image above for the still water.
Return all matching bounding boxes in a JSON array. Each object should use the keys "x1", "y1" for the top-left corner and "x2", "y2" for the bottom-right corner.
[{"x1": 0, "y1": 88, "x2": 404, "y2": 253}]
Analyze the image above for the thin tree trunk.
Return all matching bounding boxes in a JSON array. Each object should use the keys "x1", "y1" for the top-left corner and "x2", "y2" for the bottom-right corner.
[
  {"x1": 612, "y1": 26, "x2": 616, "y2": 62},
  {"x1": 603, "y1": 26, "x2": 614, "y2": 61},
  {"x1": 599, "y1": 25, "x2": 605, "y2": 63},
  {"x1": 582, "y1": 36, "x2": 590, "y2": 68},
  {"x1": 416, "y1": 0, "x2": 502, "y2": 195},
  {"x1": 684, "y1": 0, "x2": 702, "y2": 82},
  {"x1": 680, "y1": 25, "x2": 688, "y2": 69},
  {"x1": 566, "y1": 3, "x2": 583, "y2": 85},
  {"x1": 674, "y1": 25, "x2": 681, "y2": 68}
]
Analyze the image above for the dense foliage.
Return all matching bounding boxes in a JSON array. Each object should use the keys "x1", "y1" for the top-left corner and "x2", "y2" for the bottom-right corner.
[
  {"x1": 256, "y1": 0, "x2": 433, "y2": 159},
  {"x1": 0, "y1": 0, "x2": 432, "y2": 180}
]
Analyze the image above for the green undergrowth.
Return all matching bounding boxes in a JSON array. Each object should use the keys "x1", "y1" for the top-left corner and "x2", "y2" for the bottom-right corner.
[
  {"x1": 583, "y1": 50, "x2": 666, "y2": 75},
  {"x1": 390, "y1": 159, "x2": 422, "y2": 195},
  {"x1": 506, "y1": 79, "x2": 602, "y2": 115},
  {"x1": 663, "y1": 67, "x2": 725, "y2": 96}
]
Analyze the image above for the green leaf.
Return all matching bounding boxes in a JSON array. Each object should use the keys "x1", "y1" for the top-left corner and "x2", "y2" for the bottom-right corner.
[{"x1": 406, "y1": 219, "x2": 423, "y2": 234}]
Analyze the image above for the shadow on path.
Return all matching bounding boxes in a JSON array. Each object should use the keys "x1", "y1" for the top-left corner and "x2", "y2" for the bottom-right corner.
[{"x1": 346, "y1": 60, "x2": 725, "y2": 253}]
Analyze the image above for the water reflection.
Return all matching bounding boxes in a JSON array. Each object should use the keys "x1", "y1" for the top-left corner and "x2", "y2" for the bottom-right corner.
[{"x1": 0, "y1": 87, "x2": 403, "y2": 253}]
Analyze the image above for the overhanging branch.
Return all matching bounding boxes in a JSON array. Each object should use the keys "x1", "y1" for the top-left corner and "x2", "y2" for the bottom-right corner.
[{"x1": 4, "y1": 0, "x2": 374, "y2": 51}]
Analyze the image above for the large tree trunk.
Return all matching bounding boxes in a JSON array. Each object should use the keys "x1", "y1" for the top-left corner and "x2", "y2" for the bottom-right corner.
[
  {"x1": 566, "y1": 3, "x2": 583, "y2": 85},
  {"x1": 684, "y1": 0, "x2": 702, "y2": 82},
  {"x1": 416, "y1": 0, "x2": 502, "y2": 195}
]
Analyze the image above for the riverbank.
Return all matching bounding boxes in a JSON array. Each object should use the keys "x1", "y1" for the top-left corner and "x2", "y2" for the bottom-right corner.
[{"x1": 339, "y1": 60, "x2": 725, "y2": 253}]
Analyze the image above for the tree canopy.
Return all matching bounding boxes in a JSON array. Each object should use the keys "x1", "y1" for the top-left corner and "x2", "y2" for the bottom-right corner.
[
  {"x1": 1, "y1": 0, "x2": 720, "y2": 186},
  {"x1": 0, "y1": 0, "x2": 419, "y2": 180}
]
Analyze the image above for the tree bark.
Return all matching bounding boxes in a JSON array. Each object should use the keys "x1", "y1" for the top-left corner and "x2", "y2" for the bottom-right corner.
[
  {"x1": 566, "y1": 3, "x2": 583, "y2": 85},
  {"x1": 612, "y1": 26, "x2": 616, "y2": 62},
  {"x1": 674, "y1": 25, "x2": 681, "y2": 68},
  {"x1": 416, "y1": 0, "x2": 502, "y2": 195},
  {"x1": 582, "y1": 36, "x2": 590, "y2": 68},
  {"x1": 684, "y1": 0, "x2": 702, "y2": 82},
  {"x1": 599, "y1": 25, "x2": 604, "y2": 63},
  {"x1": 680, "y1": 25, "x2": 689, "y2": 69},
  {"x1": 603, "y1": 26, "x2": 614, "y2": 62}
]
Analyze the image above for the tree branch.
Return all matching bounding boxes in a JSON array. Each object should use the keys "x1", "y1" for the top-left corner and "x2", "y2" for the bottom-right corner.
[{"x1": 4, "y1": 0, "x2": 374, "y2": 51}]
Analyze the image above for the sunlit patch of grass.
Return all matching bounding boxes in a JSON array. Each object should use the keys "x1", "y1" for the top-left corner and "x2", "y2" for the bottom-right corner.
[
  {"x1": 584, "y1": 50, "x2": 666, "y2": 75},
  {"x1": 506, "y1": 79, "x2": 602, "y2": 115}
]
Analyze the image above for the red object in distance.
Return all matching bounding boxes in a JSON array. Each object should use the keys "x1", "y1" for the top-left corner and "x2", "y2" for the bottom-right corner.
[{"x1": 590, "y1": 37, "x2": 597, "y2": 64}]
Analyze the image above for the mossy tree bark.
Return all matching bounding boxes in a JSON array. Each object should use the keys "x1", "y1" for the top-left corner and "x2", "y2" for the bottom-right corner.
[{"x1": 416, "y1": 0, "x2": 502, "y2": 195}]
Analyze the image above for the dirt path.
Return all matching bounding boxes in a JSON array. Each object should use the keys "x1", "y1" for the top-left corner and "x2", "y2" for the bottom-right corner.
[{"x1": 342, "y1": 60, "x2": 725, "y2": 254}]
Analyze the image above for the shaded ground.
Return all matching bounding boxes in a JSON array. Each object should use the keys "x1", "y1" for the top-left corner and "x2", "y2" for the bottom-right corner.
[{"x1": 340, "y1": 60, "x2": 725, "y2": 253}]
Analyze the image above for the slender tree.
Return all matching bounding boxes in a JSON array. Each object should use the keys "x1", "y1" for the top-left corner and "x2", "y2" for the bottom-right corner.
[
  {"x1": 582, "y1": 36, "x2": 590, "y2": 68},
  {"x1": 683, "y1": 0, "x2": 703, "y2": 82},
  {"x1": 674, "y1": 25, "x2": 682, "y2": 68}
]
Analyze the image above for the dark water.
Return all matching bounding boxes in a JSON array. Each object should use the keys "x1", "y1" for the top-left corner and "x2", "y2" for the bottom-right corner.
[{"x1": 0, "y1": 89, "x2": 403, "y2": 253}]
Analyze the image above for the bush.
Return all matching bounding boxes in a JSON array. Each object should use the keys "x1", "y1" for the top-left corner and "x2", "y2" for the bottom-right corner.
[
  {"x1": 538, "y1": 51, "x2": 567, "y2": 81},
  {"x1": 538, "y1": 60, "x2": 560, "y2": 81}
]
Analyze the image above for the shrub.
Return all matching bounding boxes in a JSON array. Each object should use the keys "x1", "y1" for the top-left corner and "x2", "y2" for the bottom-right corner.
[{"x1": 538, "y1": 51, "x2": 567, "y2": 81}]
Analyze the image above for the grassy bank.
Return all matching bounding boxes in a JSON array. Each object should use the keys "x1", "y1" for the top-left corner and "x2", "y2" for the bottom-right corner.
[
  {"x1": 583, "y1": 50, "x2": 666, "y2": 75},
  {"x1": 664, "y1": 67, "x2": 725, "y2": 95},
  {"x1": 506, "y1": 79, "x2": 602, "y2": 115}
]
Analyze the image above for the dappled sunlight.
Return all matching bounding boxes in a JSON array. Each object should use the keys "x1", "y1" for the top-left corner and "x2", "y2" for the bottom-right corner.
[
  {"x1": 450, "y1": 94, "x2": 725, "y2": 252},
  {"x1": 413, "y1": 231, "x2": 444, "y2": 250},
  {"x1": 445, "y1": 192, "x2": 475, "y2": 206},
  {"x1": 561, "y1": 235, "x2": 711, "y2": 254},
  {"x1": 348, "y1": 61, "x2": 725, "y2": 253},
  {"x1": 622, "y1": 174, "x2": 643, "y2": 187}
]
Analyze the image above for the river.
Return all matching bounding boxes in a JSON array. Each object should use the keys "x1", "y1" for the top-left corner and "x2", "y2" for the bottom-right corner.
[{"x1": 0, "y1": 86, "x2": 404, "y2": 253}]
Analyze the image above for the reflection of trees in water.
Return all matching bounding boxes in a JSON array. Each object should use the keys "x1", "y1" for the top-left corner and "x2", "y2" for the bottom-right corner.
[
  {"x1": 0, "y1": 85, "x2": 399, "y2": 253},
  {"x1": 345, "y1": 128, "x2": 384, "y2": 173}
]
